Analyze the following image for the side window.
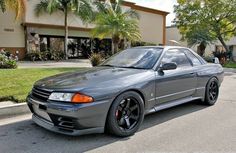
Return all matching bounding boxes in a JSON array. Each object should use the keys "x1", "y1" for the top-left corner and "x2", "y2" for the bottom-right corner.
[
  {"x1": 184, "y1": 49, "x2": 202, "y2": 66},
  {"x1": 161, "y1": 49, "x2": 192, "y2": 68}
]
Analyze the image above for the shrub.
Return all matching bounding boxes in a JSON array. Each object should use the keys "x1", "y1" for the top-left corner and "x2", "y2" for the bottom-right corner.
[
  {"x1": 4, "y1": 60, "x2": 17, "y2": 69},
  {"x1": 25, "y1": 51, "x2": 42, "y2": 61},
  {"x1": 89, "y1": 53, "x2": 103, "y2": 66},
  {"x1": 212, "y1": 51, "x2": 227, "y2": 65},
  {"x1": 0, "y1": 51, "x2": 17, "y2": 69},
  {"x1": 50, "y1": 50, "x2": 64, "y2": 61},
  {"x1": 25, "y1": 50, "x2": 64, "y2": 61},
  {"x1": 4, "y1": 51, "x2": 11, "y2": 57},
  {"x1": 40, "y1": 50, "x2": 51, "y2": 61}
]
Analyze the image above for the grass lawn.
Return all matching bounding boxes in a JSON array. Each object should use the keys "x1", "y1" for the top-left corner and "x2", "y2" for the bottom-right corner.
[
  {"x1": 223, "y1": 61, "x2": 236, "y2": 68},
  {"x1": 0, "y1": 68, "x2": 88, "y2": 103}
]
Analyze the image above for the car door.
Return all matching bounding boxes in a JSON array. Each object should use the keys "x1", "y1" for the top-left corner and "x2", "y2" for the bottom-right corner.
[{"x1": 155, "y1": 48, "x2": 198, "y2": 105}]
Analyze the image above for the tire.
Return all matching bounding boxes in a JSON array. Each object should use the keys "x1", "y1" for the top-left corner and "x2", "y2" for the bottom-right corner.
[
  {"x1": 203, "y1": 77, "x2": 219, "y2": 105},
  {"x1": 106, "y1": 91, "x2": 145, "y2": 137}
]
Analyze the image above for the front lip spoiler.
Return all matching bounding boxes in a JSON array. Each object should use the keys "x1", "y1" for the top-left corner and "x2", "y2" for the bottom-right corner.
[
  {"x1": 32, "y1": 114, "x2": 104, "y2": 136},
  {"x1": 27, "y1": 95, "x2": 112, "y2": 136}
]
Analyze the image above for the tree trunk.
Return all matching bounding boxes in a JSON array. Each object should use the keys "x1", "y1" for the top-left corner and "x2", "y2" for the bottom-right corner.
[
  {"x1": 120, "y1": 39, "x2": 125, "y2": 50},
  {"x1": 218, "y1": 35, "x2": 229, "y2": 52},
  {"x1": 123, "y1": 38, "x2": 130, "y2": 49},
  {"x1": 64, "y1": 8, "x2": 68, "y2": 60},
  {"x1": 111, "y1": 41, "x2": 115, "y2": 55},
  {"x1": 217, "y1": 35, "x2": 228, "y2": 64},
  {"x1": 112, "y1": 35, "x2": 120, "y2": 55},
  {"x1": 127, "y1": 40, "x2": 131, "y2": 49},
  {"x1": 113, "y1": 42, "x2": 119, "y2": 54},
  {"x1": 197, "y1": 42, "x2": 206, "y2": 57},
  {"x1": 218, "y1": 36, "x2": 235, "y2": 62}
]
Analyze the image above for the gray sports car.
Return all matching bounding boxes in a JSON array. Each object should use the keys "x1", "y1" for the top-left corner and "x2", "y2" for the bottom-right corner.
[{"x1": 27, "y1": 46, "x2": 224, "y2": 137}]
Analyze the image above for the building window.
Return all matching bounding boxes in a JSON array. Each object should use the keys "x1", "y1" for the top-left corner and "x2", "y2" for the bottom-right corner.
[
  {"x1": 39, "y1": 35, "x2": 112, "y2": 59},
  {"x1": 50, "y1": 38, "x2": 64, "y2": 52},
  {"x1": 40, "y1": 37, "x2": 49, "y2": 51}
]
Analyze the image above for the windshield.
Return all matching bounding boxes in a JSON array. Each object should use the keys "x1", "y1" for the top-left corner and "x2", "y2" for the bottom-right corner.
[{"x1": 101, "y1": 48, "x2": 163, "y2": 69}]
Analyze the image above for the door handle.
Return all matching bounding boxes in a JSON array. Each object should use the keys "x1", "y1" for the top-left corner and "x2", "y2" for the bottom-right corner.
[{"x1": 189, "y1": 72, "x2": 196, "y2": 76}]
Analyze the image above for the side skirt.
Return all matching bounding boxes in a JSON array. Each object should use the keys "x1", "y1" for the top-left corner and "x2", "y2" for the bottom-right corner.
[{"x1": 146, "y1": 97, "x2": 202, "y2": 115}]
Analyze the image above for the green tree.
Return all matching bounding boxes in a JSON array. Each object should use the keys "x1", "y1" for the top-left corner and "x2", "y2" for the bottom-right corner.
[
  {"x1": 179, "y1": 25, "x2": 215, "y2": 56},
  {"x1": 35, "y1": 0, "x2": 93, "y2": 59},
  {"x1": 174, "y1": 0, "x2": 236, "y2": 54},
  {"x1": 0, "y1": 0, "x2": 26, "y2": 19},
  {"x1": 92, "y1": 0, "x2": 141, "y2": 55}
]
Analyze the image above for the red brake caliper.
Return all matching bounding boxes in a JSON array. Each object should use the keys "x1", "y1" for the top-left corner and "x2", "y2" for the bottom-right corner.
[{"x1": 115, "y1": 110, "x2": 120, "y2": 118}]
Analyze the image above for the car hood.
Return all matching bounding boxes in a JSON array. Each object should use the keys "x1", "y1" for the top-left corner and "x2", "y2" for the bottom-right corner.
[{"x1": 34, "y1": 67, "x2": 151, "y2": 91}]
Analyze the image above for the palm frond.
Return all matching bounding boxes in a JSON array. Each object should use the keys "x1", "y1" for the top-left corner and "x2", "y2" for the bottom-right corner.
[
  {"x1": 70, "y1": 0, "x2": 91, "y2": 12},
  {"x1": 123, "y1": 9, "x2": 140, "y2": 19},
  {"x1": 47, "y1": 0, "x2": 61, "y2": 14},
  {"x1": 113, "y1": 0, "x2": 122, "y2": 14},
  {"x1": 35, "y1": 0, "x2": 49, "y2": 16},
  {"x1": 92, "y1": 0, "x2": 141, "y2": 42},
  {"x1": 5, "y1": 0, "x2": 26, "y2": 19},
  {"x1": 35, "y1": 0, "x2": 65, "y2": 16},
  {"x1": 92, "y1": 25, "x2": 113, "y2": 39},
  {"x1": 94, "y1": 0, "x2": 109, "y2": 13},
  {"x1": 0, "y1": 0, "x2": 6, "y2": 12},
  {"x1": 70, "y1": 0, "x2": 81, "y2": 12},
  {"x1": 73, "y1": 0, "x2": 93, "y2": 23}
]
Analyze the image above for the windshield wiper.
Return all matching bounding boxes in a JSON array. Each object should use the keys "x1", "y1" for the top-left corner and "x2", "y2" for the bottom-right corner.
[
  {"x1": 100, "y1": 64, "x2": 116, "y2": 67},
  {"x1": 119, "y1": 66, "x2": 147, "y2": 70},
  {"x1": 101, "y1": 65, "x2": 146, "y2": 69}
]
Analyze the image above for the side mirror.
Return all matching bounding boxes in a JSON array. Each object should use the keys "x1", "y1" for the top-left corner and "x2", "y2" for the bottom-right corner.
[{"x1": 159, "y1": 62, "x2": 177, "y2": 71}]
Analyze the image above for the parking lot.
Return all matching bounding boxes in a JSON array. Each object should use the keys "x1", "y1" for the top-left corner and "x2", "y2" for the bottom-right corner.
[{"x1": 0, "y1": 72, "x2": 235, "y2": 153}]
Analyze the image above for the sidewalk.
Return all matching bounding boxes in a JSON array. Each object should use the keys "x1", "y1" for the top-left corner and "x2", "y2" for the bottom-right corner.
[
  {"x1": 18, "y1": 59, "x2": 92, "y2": 68},
  {"x1": 224, "y1": 67, "x2": 236, "y2": 73},
  {"x1": 0, "y1": 101, "x2": 15, "y2": 107}
]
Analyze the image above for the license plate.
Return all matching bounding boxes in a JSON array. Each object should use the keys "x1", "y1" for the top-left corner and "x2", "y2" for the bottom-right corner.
[{"x1": 33, "y1": 104, "x2": 52, "y2": 122}]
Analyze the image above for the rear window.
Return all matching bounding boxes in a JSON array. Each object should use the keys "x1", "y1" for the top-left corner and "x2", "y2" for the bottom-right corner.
[{"x1": 184, "y1": 49, "x2": 202, "y2": 66}]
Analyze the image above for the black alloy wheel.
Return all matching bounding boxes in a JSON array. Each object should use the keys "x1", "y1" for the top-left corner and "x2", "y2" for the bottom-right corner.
[
  {"x1": 204, "y1": 77, "x2": 219, "y2": 105},
  {"x1": 106, "y1": 91, "x2": 144, "y2": 137},
  {"x1": 115, "y1": 98, "x2": 140, "y2": 130},
  {"x1": 208, "y1": 81, "x2": 218, "y2": 101}
]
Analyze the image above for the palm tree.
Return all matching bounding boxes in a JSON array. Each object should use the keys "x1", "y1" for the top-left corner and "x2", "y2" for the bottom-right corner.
[
  {"x1": 35, "y1": 0, "x2": 93, "y2": 59},
  {"x1": 0, "y1": 0, "x2": 26, "y2": 19},
  {"x1": 92, "y1": 0, "x2": 141, "y2": 55}
]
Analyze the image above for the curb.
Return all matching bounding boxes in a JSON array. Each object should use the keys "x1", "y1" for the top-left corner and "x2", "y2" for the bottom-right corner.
[{"x1": 0, "y1": 103, "x2": 30, "y2": 119}]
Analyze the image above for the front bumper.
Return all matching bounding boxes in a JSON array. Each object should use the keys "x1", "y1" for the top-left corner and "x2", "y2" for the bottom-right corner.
[{"x1": 27, "y1": 95, "x2": 111, "y2": 136}]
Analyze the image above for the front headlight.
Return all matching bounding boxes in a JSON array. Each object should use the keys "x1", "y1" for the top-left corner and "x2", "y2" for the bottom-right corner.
[
  {"x1": 48, "y1": 92, "x2": 93, "y2": 103},
  {"x1": 49, "y1": 93, "x2": 74, "y2": 102}
]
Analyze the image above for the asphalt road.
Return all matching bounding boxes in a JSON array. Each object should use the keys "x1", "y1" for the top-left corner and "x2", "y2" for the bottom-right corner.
[{"x1": 0, "y1": 72, "x2": 236, "y2": 153}]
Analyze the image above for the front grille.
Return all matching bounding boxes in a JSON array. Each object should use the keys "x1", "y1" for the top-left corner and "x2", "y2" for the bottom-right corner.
[{"x1": 32, "y1": 87, "x2": 52, "y2": 101}]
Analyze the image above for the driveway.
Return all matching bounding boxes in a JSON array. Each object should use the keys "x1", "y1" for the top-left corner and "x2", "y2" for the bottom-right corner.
[
  {"x1": 18, "y1": 59, "x2": 92, "y2": 68},
  {"x1": 0, "y1": 72, "x2": 235, "y2": 153}
]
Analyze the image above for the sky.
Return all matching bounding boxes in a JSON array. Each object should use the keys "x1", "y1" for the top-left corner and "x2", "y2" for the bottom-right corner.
[{"x1": 127, "y1": 0, "x2": 178, "y2": 26}]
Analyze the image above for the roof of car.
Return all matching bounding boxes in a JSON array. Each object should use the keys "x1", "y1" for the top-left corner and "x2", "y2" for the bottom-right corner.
[{"x1": 133, "y1": 46, "x2": 189, "y2": 50}]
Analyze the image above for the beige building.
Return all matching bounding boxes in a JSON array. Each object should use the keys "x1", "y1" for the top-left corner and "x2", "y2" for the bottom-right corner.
[
  {"x1": 166, "y1": 26, "x2": 236, "y2": 60},
  {"x1": 0, "y1": 1, "x2": 168, "y2": 59}
]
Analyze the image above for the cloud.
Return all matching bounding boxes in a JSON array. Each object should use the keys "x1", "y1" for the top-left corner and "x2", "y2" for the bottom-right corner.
[{"x1": 127, "y1": 0, "x2": 177, "y2": 26}]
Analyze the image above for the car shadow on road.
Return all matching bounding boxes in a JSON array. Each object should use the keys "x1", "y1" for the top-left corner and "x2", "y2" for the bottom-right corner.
[{"x1": 0, "y1": 101, "x2": 208, "y2": 153}]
